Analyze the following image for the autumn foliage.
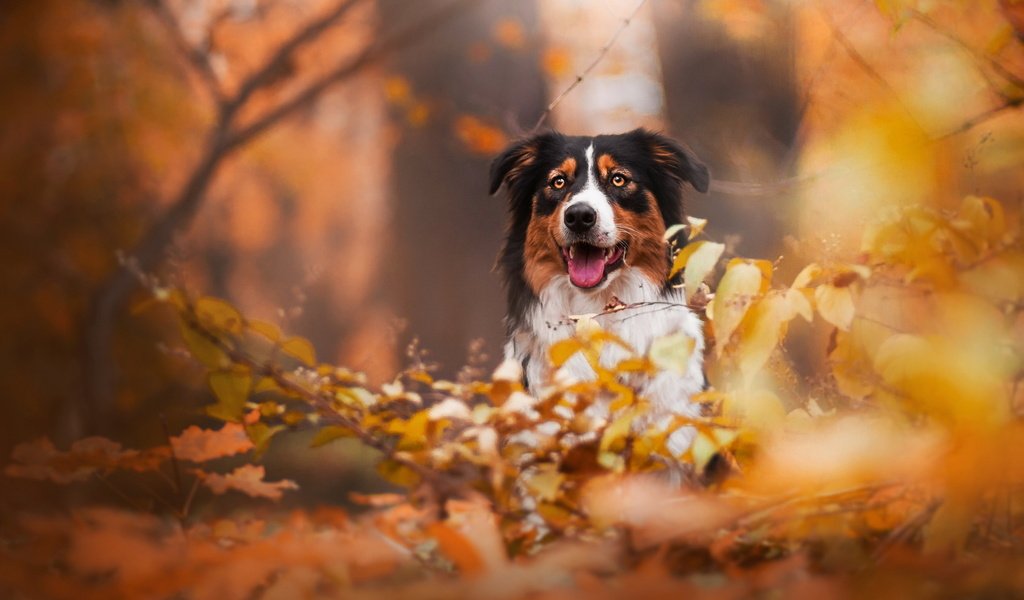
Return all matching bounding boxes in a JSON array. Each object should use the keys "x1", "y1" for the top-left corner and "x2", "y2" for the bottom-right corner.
[{"x1": 3, "y1": 0, "x2": 1024, "y2": 598}]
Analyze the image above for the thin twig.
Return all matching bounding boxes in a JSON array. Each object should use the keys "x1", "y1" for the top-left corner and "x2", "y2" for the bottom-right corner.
[
  {"x1": 95, "y1": 473, "x2": 149, "y2": 512},
  {"x1": 820, "y1": 10, "x2": 922, "y2": 132},
  {"x1": 146, "y1": 0, "x2": 225, "y2": 104},
  {"x1": 229, "y1": 0, "x2": 475, "y2": 149},
  {"x1": 160, "y1": 414, "x2": 183, "y2": 496},
  {"x1": 181, "y1": 476, "x2": 201, "y2": 519},
  {"x1": 938, "y1": 97, "x2": 1023, "y2": 139},
  {"x1": 532, "y1": 0, "x2": 648, "y2": 131},
  {"x1": 178, "y1": 307, "x2": 457, "y2": 495},
  {"x1": 910, "y1": 9, "x2": 1024, "y2": 93}
]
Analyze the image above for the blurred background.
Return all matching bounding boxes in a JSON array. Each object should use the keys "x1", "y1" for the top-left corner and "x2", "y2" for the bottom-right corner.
[{"x1": 2, "y1": 0, "x2": 1021, "y2": 504}]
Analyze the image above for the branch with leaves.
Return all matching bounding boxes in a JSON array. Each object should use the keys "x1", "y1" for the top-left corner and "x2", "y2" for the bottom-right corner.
[{"x1": 79, "y1": 0, "x2": 477, "y2": 437}]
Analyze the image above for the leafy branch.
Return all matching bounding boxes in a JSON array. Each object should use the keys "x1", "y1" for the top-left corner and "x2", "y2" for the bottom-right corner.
[{"x1": 79, "y1": 0, "x2": 477, "y2": 438}]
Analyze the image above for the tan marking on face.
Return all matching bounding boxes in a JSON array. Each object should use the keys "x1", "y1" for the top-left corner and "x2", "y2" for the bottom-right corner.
[
  {"x1": 597, "y1": 154, "x2": 618, "y2": 179},
  {"x1": 523, "y1": 199, "x2": 566, "y2": 294},
  {"x1": 613, "y1": 191, "x2": 669, "y2": 283},
  {"x1": 553, "y1": 157, "x2": 577, "y2": 179},
  {"x1": 598, "y1": 153, "x2": 635, "y2": 190}
]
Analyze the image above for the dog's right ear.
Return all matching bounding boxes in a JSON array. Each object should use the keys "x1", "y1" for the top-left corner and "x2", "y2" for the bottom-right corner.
[{"x1": 488, "y1": 132, "x2": 557, "y2": 195}]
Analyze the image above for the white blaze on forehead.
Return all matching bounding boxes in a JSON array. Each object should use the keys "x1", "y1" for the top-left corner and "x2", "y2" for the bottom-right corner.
[{"x1": 563, "y1": 143, "x2": 616, "y2": 244}]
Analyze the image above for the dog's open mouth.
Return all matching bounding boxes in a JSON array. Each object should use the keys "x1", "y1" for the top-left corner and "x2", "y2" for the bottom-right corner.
[{"x1": 560, "y1": 243, "x2": 625, "y2": 289}]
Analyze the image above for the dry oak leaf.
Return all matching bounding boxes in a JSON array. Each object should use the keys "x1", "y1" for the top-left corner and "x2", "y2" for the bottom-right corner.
[
  {"x1": 199, "y1": 464, "x2": 298, "y2": 500},
  {"x1": 170, "y1": 423, "x2": 254, "y2": 463},
  {"x1": 6, "y1": 437, "x2": 169, "y2": 483}
]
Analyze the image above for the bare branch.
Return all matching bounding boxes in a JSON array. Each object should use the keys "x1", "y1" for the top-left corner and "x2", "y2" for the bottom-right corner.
[
  {"x1": 820, "y1": 10, "x2": 923, "y2": 132},
  {"x1": 229, "y1": 0, "x2": 476, "y2": 150},
  {"x1": 531, "y1": 0, "x2": 648, "y2": 131},
  {"x1": 911, "y1": 9, "x2": 1024, "y2": 94},
  {"x1": 938, "y1": 97, "x2": 1023, "y2": 139},
  {"x1": 146, "y1": 0, "x2": 225, "y2": 105},
  {"x1": 221, "y1": 0, "x2": 366, "y2": 123},
  {"x1": 79, "y1": 0, "x2": 476, "y2": 437}
]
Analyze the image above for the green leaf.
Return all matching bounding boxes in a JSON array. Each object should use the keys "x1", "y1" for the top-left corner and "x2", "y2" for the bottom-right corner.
[
  {"x1": 179, "y1": 321, "x2": 229, "y2": 368},
  {"x1": 206, "y1": 367, "x2": 252, "y2": 422},
  {"x1": 377, "y1": 460, "x2": 420, "y2": 487},
  {"x1": 244, "y1": 422, "x2": 284, "y2": 458}
]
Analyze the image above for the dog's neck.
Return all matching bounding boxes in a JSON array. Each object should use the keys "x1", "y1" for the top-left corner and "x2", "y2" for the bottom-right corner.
[{"x1": 533, "y1": 267, "x2": 666, "y2": 326}]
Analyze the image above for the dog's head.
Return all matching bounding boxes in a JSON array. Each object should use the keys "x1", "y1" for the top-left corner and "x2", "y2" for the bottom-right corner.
[{"x1": 490, "y1": 129, "x2": 708, "y2": 294}]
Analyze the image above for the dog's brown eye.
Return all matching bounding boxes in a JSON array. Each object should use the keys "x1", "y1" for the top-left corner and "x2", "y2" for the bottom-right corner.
[
  {"x1": 611, "y1": 173, "x2": 627, "y2": 187},
  {"x1": 551, "y1": 176, "x2": 567, "y2": 190}
]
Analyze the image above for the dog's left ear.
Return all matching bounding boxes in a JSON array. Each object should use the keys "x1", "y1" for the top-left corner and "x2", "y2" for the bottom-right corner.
[
  {"x1": 630, "y1": 129, "x2": 710, "y2": 193},
  {"x1": 489, "y1": 132, "x2": 560, "y2": 195}
]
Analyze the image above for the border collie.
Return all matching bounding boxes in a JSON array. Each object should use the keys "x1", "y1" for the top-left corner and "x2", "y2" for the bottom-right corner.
[{"x1": 489, "y1": 128, "x2": 710, "y2": 457}]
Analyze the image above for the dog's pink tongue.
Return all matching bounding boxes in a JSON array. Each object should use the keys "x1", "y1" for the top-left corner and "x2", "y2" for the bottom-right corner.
[{"x1": 568, "y1": 245, "x2": 606, "y2": 288}]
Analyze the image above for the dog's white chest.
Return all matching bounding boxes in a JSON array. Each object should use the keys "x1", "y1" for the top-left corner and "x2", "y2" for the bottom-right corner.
[{"x1": 505, "y1": 269, "x2": 705, "y2": 454}]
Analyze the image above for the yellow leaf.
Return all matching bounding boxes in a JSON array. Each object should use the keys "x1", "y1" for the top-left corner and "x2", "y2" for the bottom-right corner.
[
  {"x1": 397, "y1": 411, "x2": 430, "y2": 450},
  {"x1": 180, "y1": 321, "x2": 229, "y2": 368},
  {"x1": 791, "y1": 263, "x2": 822, "y2": 289},
  {"x1": 815, "y1": 284, "x2": 855, "y2": 331},
  {"x1": 712, "y1": 260, "x2": 763, "y2": 355},
  {"x1": 663, "y1": 223, "x2": 687, "y2": 242},
  {"x1": 784, "y1": 288, "x2": 813, "y2": 322},
  {"x1": 428, "y1": 398, "x2": 472, "y2": 421},
  {"x1": 686, "y1": 216, "x2": 708, "y2": 240},
  {"x1": 683, "y1": 241, "x2": 725, "y2": 300},
  {"x1": 524, "y1": 465, "x2": 564, "y2": 502},
  {"x1": 247, "y1": 319, "x2": 281, "y2": 342},
  {"x1": 206, "y1": 367, "x2": 252, "y2": 422},
  {"x1": 691, "y1": 432, "x2": 718, "y2": 471},
  {"x1": 377, "y1": 460, "x2": 420, "y2": 487},
  {"x1": 600, "y1": 408, "x2": 637, "y2": 454},
  {"x1": 828, "y1": 329, "x2": 877, "y2": 401},
  {"x1": 244, "y1": 422, "x2": 283, "y2": 457},
  {"x1": 735, "y1": 294, "x2": 788, "y2": 386},
  {"x1": 195, "y1": 297, "x2": 243, "y2": 334},
  {"x1": 549, "y1": 338, "x2": 583, "y2": 367},
  {"x1": 281, "y1": 336, "x2": 316, "y2": 366},
  {"x1": 649, "y1": 332, "x2": 695, "y2": 375},
  {"x1": 310, "y1": 425, "x2": 354, "y2": 447},
  {"x1": 728, "y1": 389, "x2": 786, "y2": 428},
  {"x1": 491, "y1": 358, "x2": 523, "y2": 382}
]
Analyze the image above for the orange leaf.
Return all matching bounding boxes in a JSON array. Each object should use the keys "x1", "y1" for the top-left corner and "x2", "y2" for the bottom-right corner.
[
  {"x1": 426, "y1": 522, "x2": 486, "y2": 574},
  {"x1": 199, "y1": 465, "x2": 297, "y2": 500},
  {"x1": 454, "y1": 115, "x2": 508, "y2": 155},
  {"x1": 170, "y1": 423, "x2": 253, "y2": 463}
]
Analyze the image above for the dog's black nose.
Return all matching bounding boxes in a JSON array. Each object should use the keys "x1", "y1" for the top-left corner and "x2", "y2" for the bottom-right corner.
[{"x1": 564, "y1": 203, "x2": 597, "y2": 233}]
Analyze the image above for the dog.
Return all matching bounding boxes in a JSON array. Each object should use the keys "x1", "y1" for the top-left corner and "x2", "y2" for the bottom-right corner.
[{"x1": 489, "y1": 128, "x2": 710, "y2": 458}]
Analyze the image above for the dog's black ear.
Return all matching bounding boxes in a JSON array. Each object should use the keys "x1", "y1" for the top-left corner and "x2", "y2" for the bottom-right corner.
[
  {"x1": 488, "y1": 132, "x2": 558, "y2": 195},
  {"x1": 630, "y1": 128, "x2": 710, "y2": 193}
]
